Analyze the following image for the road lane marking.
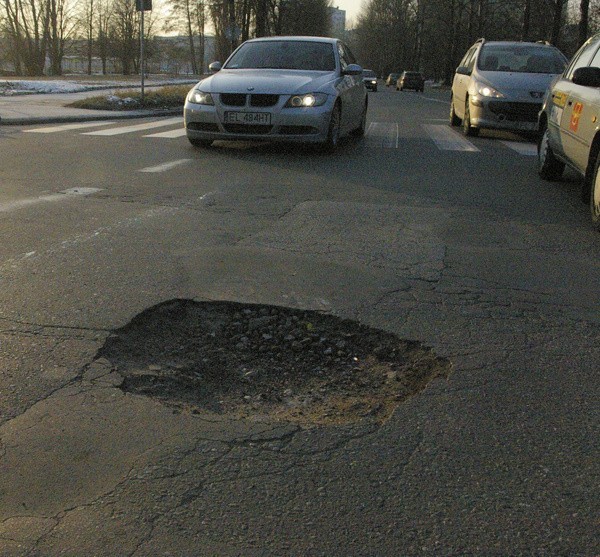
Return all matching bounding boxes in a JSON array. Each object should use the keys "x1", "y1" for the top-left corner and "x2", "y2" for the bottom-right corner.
[
  {"x1": 82, "y1": 117, "x2": 182, "y2": 136},
  {"x1": 422, "y1": 96, "x2": 451, "y2": 104},
  {"x1": 0, "y1": 188, "x2": 102, "y2": 213},
  {"x1": 501, "y1": 141, "x2": 537, "y2": 156},
  {"x1": 144, "y1": 128, "x2": 187, "y2": 138},
  {"x1": 422, "y1": 124, "x2": 479, "y2": 151},
  {"x1": 139, "y1": 159, "x2": 191, "y2": 173},
  {"x1": 366, "y1": 122, "x2": 399, "y2": 148},
  {"x1": 24, "y1": 122, "x2": 116, "y2": 133}
]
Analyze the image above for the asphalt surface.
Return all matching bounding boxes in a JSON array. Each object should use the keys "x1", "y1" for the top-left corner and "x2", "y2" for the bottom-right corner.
[{"x1": 0, "y1": 85, "x2": 598, "y2": 556}]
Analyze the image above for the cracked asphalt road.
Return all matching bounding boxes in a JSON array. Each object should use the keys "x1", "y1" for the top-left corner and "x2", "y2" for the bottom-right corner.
[{"x1": 0, "y1": 90, "x2": 598, "y2": 556}]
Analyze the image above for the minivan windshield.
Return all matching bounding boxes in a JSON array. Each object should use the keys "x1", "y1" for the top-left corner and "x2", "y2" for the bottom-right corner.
[
  {"x1": 478, "y1": 44, "x2": 566, "y2": 74},
  {"x1": 225, "y1": 41, "x2": 336, "y2": 71}
]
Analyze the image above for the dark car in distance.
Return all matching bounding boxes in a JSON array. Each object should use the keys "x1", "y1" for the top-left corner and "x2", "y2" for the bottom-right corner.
[
  {"x1": 396, "y1": 71, "x2": 425, "y2": 91},
  {"x1": 362, "y1": 69, "x2": 378, "y2": 91}
]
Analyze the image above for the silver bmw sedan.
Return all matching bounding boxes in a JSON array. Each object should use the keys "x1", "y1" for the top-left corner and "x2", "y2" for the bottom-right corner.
[{"x1": 184, "y1": 36, "x2": 368, "y2": 152}]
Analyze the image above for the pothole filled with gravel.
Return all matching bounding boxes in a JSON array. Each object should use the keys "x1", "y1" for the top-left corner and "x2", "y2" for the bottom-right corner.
[{"x1": 97, "y1": 300, "x2": 452, "y2": 427}]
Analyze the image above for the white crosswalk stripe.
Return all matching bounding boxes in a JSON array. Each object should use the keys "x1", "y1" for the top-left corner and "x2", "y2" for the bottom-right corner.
[
  {"x1": 501, "y1": 141, "x2": 538, "y2": 156},
  {"x1": 81, "y1": 117, "x2": 182, "y2": 136},
  {"x1": 144, "y1": 128, "x2": 187, "y2": 138},
  {"x1": 366, "y1": 122, "x2": 399, "y2": 148},
  {"x1": 422, "y1": 124, "x2": 479, "y2": 151},
  {"x1": 24, "y1": 121, "x2": 116, "y2": 133},
  {"x1": 22, "y1": 119, "x2": 538, "y2": 157},
  {"x1": 138, "y1": 159, "x2": 191, "y2": 173}
]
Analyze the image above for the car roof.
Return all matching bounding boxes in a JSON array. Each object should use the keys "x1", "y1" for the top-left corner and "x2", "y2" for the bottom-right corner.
[
  {"x1": 480, "y1": 40, "x2": 558, "y2": 49},
  {"x1": 245, "y1": 36, "x2": 339, "y2": 44}
]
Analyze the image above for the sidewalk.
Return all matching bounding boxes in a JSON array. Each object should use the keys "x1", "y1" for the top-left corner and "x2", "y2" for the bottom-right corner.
[{"x1": 0, "y1": 88, "x2": 183, "y2": 125}]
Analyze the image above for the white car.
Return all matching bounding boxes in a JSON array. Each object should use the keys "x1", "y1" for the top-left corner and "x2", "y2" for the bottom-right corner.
[{"x1": 184, "y1": 36, "x2": 368, "y2": 151}]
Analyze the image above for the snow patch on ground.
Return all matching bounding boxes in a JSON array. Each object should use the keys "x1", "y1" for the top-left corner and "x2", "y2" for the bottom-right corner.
[{"x1": 0, "y1": 77, "x2": 198, "y2": 96}]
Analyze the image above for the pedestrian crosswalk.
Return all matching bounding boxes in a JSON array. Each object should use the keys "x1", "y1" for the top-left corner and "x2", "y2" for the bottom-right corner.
[{"x1": 23, "y1": 118, "x2": 538, "y2": 156}]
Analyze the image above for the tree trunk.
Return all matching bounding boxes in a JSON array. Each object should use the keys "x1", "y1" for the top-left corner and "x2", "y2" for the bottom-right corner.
[{"x1": 578, "y1": 0, "x2": 590, "y2": 48}]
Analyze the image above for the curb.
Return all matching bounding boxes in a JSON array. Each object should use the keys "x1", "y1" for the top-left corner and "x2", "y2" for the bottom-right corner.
[{"x1": 0, "y1": 108, "x2": 183, "y2": 126}]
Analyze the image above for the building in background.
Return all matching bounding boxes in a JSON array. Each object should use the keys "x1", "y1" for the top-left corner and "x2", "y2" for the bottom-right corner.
[{"x1": 329, "y1": 6, "x2": 346, "y2": 39}]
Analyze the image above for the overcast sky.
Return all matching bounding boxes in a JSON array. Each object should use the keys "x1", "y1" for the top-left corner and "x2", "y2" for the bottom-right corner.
[{"x1": 334, "y1": 0, "x2": 363, "y2": 27}]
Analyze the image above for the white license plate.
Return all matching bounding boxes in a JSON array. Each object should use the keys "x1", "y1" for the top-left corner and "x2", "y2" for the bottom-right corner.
[{"x1": 224, "y1": 111, "x2": 271, "y2": 125}]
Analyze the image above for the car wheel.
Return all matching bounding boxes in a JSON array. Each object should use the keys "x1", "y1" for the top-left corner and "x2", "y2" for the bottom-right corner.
[
  {"x1": 373, "y1": 87, "x2": 377, "y2": 92},
  {"x1": 323, "y1": 103, "x2": 341, "y2": 153},
  {"x1": 189, "y1": 137, "x2": 213, "y2": 148},
  {"x1": 462, "y1": 98, "x2": 479, "y2": 136},
  {"x1": 352, "y1": 101, "x2": 368, "y2": 137},
  {"x1": 396, "y1": 86, "x2": 399, "y2": 91},
  {"x1": 449, "y1": 97, "x2": 460, "y2": 126},
  {"x1": 537, "y1": 126, "x2": 564, "y2": 181},
  {"x1": 590, "y1": 156, "x2": 600, "y2": 230}
]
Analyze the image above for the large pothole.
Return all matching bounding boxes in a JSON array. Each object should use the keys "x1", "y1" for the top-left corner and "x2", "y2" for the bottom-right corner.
[{"x1": 96, "y1": 300, "x2": 451, "y2": 426}]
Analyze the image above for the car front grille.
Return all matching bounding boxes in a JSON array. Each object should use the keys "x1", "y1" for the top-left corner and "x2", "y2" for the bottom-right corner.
[
  {"x1": 250, "y1": 94, "x2": 279, "y2": 107},
  {"x1": 220, "y1": 93, "x2": 246, "y2": 106},
  {"x1": 223, "y1": 124, "x2": 273, "y2": 134},
  {"x1": 488, "y1": 101, "x2": 541, "y2": 122},
  {"x1": 219, "y1": 94, "x2": 280, "y2": 107}
]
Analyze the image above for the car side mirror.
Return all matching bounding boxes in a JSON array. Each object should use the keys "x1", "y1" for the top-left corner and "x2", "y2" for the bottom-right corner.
[
  {"x1": 343, "y1": 64, "x2": 363, "y2": 76},
  {"x1": 572, "y1": 66, "x2": 600, "y2": 87},
  {"x1": 209, "y1": 61, "x2": 222, "y2": 73},
  {"x1": 456, "y1": 66, "x2": 471, "y2": 76}
]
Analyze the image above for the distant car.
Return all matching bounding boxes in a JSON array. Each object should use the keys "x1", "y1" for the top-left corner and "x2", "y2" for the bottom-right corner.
[
  {"x1": 184, "y1": 36, "x2": 368, "y2": 152},
  {"x1": 450, "y1": 38, "x2": 567, "y2": 136},
  {"x1": 386, "y1": 73, "x2": 400, "y2": 87},
  {"x1": 396, "y1": 71, "x2": 424, "y2": 91},
  {"x1": 362, "y1": 69, "x2": 378, "y2": 92},
  {"x1": 538, "y1": 32, "x2": 600, "y2": 230}
]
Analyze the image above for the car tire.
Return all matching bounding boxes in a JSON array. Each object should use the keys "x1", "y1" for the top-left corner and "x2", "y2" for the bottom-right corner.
[
  {"x1": 590, "y1": 156, "x2": 600, "y2": 230},
  {"x1": 396, "y1": 86, "x2": 399, "y2": 91},
  {"x1": 188, "y1": 137, "x2": 213, "y2": 148},
  {"x1": 462, "y1": 98, "x2": 479, "y2": 136},
  {"x1": 352, "y1": 101, "x2": 368, "y2": 138},
  {"x1": 449, "y1": 97, "x2": 460, "y2": 126},
  {"x1": 373, "y1": 87, "x2": 377, "y2": 92},
  {"x1": 537, "y1": 126, "x2": 564, "y2": 181},
  {"x1": 323, "y1": 103, "x2": 341, "y2": 153}
]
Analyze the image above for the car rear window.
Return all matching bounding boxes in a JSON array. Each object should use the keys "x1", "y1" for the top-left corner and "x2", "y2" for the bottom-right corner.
[
  {"x1": 225, "y1": 41, "x2": 336, "y2": 71},
  {"x1": 405, "y1": 72, "x2": 422, "y2": 77},
  {"x1": 478, "y1": 44, "x2": 566, "y2": 74}
]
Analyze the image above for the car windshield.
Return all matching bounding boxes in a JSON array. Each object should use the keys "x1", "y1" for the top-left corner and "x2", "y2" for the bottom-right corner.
[
  {"x1": 224, "y1": 41, "x2": 336, "y2": 71},
  {"x1": 478, "y1": 44, "x2": 566, "y2": 74},
  {"x1": 405, "y1": 72, "x2": 421, "y2": 77},
  {"x1": 363, "y1": 70, "x2": 376, "y2": 77}
]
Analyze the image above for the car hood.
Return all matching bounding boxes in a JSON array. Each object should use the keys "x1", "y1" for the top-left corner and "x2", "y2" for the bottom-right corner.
[
  {"x1": 478, "y1": 70, "x2": 559, "y2": 98},
  {"x1": 197, "y1": 69, "x2": 336, "y2": 95}
]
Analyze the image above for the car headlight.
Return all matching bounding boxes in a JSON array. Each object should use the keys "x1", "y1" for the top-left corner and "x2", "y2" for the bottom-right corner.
[
  {"x1": 475, "y1": 82, "x2": 504, "y2": 98},
  {"x1": 187, "y1": 89, "x2": 214, "y2": 105},
  {"x1": 284, "y1": 93, "x2": 328, "y2": 108}
]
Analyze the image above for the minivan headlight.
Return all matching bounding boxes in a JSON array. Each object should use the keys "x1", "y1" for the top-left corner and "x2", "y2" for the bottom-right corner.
[
  {"x1": 187, "y1": 89, "x2": 214, "y2": 105},
  {"x1": 284, "y1": 93, "x2": 328, "y2": 108},
  {"x1": 475, "y1": 82, "x2": 504, "y2": 98}
]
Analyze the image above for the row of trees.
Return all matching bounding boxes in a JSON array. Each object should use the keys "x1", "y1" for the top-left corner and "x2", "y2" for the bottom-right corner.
[
  {"x1": 0, "y1": 0, "x2": 331, "y2": 76},
  {"x1": 352, "y1": 0, "x2": 600, "y2": 83},
  {"x1": 1, "y1": 0, "x2": 599, "y2": 79}
]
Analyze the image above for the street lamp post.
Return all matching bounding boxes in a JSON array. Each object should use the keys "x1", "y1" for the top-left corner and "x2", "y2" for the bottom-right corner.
[{"x1": 136, "y1": 0, "x2": 152, "y2": 103}]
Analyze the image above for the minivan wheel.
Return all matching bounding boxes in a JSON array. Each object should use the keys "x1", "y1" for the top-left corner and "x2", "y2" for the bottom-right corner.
[
  {"x1": 449, "y1": 97, "x2": 460, "y2": 126},
  {"x1": 591, "y1": 156, "x2": 600, "y2": 230},
  {"x1": 462, "y1": 99, "x2": 479, "y2": 136},
  {"x1": 537, "y1": 126, "x2": 564, "y2": 181}
]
